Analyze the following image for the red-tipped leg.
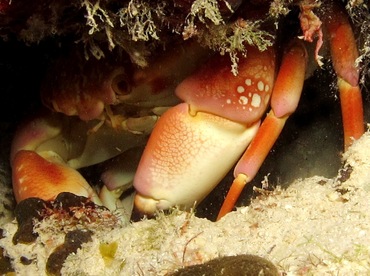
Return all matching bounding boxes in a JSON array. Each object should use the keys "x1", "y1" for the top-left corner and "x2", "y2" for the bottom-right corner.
[
  {"x1": 217, "y1": 174, "x2": 249, "y2": 220},
  {"x1": 324, "y1": 2, "x2": 364, "y2": 150},
  {"x1": 217, "y1": 112, "x2": 287, "y2": 220},
  {"x1": 217, "y1": 40, "x2": 307, "y2": 220},
  {"x1": 338, "y1": 78, "x2": 364, "y2": 150}
]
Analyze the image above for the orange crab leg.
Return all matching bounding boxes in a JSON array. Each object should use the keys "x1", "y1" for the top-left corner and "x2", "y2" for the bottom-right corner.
[
  {"x1": 217, "y1": 41, "x2": 308, "y2": 220},
  {"x1": 324, "y1": 2, "x2": 359, "y2": 87},
  {"x1": 338, "y1": 78, "x2": 364, "y2": 150},
  {"x1": 324, "y1": 2, "x2": 364, "y2": 150},
  {"x1": 219, "y1": 2, "x2": 365, "y2": 219},
  {"x1": 217, "y1": 112, "x2": 287, "y2": 219}
]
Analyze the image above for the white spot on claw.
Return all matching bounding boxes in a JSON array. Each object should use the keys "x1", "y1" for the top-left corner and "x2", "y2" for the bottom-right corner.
[
  {"x1": 251, "y1": 94, "x2": 261, "y2": 108},
  {"x1": 239, "y1": 96, "x2": 248, "y2": 105},
  {"x1": 257, "y1": 81, "x2": 265, "y2": 92},
  {"x1": 237, "y1": 86, "x2": 245, "y2": 93}
]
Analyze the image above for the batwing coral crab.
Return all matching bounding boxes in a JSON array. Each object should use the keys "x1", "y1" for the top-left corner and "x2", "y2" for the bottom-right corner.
[{"x1": 10, "y1": 0, "x2": 365, "y2": 221}]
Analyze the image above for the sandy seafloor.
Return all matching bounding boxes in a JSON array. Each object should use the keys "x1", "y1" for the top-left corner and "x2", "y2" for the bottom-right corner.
[{"x1": 0, "y1": 127, "x2": 369, "y2": 275}]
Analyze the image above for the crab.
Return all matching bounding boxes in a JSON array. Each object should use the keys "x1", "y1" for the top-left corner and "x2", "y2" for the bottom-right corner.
[{"x1": 10, "y1": 1, "x2": 364, "y2": 221}]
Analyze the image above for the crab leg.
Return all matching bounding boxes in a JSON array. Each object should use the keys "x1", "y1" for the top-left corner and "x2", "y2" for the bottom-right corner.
[
  {"x1": 216, "y1": 112, "x2": 287, "y2": 219},
  {"x1": 218, "y1": 3, "x2": 364, "y2": 219},
  {"x1": 338, "y1": 79, "x2": 364, "y2": 150},
  {"x1": 217, "y1": 41, "x2": 308, "y2": 219},
  {"x1": 324, "y1": 2, "x2": 364, "y2": 150}
]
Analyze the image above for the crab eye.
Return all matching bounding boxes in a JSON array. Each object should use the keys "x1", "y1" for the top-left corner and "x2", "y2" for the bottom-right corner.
[{"x1": 111, "y1": 73, "x2": 131, "y2": 96}]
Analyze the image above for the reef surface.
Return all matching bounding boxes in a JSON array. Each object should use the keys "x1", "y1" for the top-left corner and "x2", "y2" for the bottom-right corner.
[{"x1": 1, "y1": 130, "x2": 370, "y2": 275}]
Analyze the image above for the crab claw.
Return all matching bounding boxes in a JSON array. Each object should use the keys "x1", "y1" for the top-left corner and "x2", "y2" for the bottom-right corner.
[
  {"x1": 133, "y1": 46, "x2": 275, "y2": 215},
  {"x1": 12, "y1": 150, "x2": 101, "y2": 204},
  {"x1": 133, "y1": 103, "x2": 259, "y2": 215},
  {"x1": 9, "y1": 112, "x2": 105, "y2": 205}
]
